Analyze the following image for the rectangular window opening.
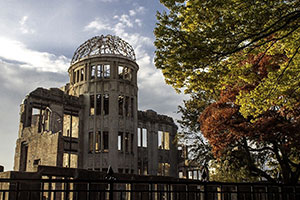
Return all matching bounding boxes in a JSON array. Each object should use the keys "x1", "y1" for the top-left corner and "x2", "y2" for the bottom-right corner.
[
  {"x1": 104, "y1": 94, "x2": 109, "y2": 115},
  {"x1": 158, "y1": 131, "x2": 170, "y2": 150},
  {"x1": 125, "y1": 132, "x2": 129, "y2": 153},
  {"x1": 91, "y1": 65, "x2": 96, "y2": 80},
  {"x1": 80, "y1": 68, "x2": 84, "y2": 81},
  {"x1": 103, "y1": 64, "x2": 110, "y2": 78},
  {"x1": 90, "y1": 95, "x2": 95, "y2": 116},
  {"x1": 103, "y1": 131, "x2": 109, "y2": 151},
  {"x1": 143, "y1": 162, "x2": 148, "y2": 175},
  {"x1": 32, "y1": 108, "x2": 42, "y2": 132},
  {"x1": 118, "y1": 66, "x2": 124, "y2": 79},
  {"x1": 97, "y1": 64, "x2": 102, "y2": 78},
  {"x1": 158, "y1": 131, "x2": 163, "y2": 149},
  {"x1": 137, "y1": 128, "x2": 141, "y2": 147},
  {"x1": 142, "y1": 128, "x2": 147, "y2": 148},
  {"x1": 95, "y1": 131, "x2": 101, "y2": 153},
  {"x1": 118, "y1": 132, "x2": 123, "y2": 151},
  {"x1": 96, "y1": 94, "x2": 101, "y2": 115},
  {"x1": 164, "y1": 132, "x2": 170, "y2": 150},
  {"x1": 63, "y1": 153, "x2": 78, "y2": 168},
  {"x1": 63, "y1": 115, "x2": 79, "y2": 138},
  {"x1": 76, "y1": 70, "x2": 79, "y2": 83},
  {"x1": 118, "y1": 95, "x2": 124, "y2": 116}
]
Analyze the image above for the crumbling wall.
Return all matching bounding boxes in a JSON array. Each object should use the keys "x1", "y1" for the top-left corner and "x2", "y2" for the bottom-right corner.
[
  {"x1": 137, "y1": 110, "x2": 178, "y2": 177},
  {"x1": 14, "y1": 87, "x2": 82, "y2": 172}
]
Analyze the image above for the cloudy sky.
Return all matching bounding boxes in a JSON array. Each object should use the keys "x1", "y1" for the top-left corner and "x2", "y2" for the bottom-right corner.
[{"x1": 0, "y1": 0, "x2": 186, "y2": 170}]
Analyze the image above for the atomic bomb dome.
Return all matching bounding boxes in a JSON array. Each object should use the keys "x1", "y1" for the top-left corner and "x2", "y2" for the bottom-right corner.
[
  {"x1": 71, "y1": 35, "x2": 136, "y2": 64},
  {"x1": 12, "y1": 35, "x2": 182, "y2": 181}
]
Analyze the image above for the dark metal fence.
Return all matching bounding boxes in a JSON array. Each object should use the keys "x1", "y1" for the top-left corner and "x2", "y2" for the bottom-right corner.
[{"x1": 0, "y1": 178, "x2": 300, "y2": 200}]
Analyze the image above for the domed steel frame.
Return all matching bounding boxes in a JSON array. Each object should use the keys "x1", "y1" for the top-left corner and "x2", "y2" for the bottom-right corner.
[{"x1": 71, "y1": 35, "x2": 136, "y2": 64}]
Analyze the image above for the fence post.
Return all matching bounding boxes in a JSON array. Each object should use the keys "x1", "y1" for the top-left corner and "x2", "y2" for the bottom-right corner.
[
  {"x1": 16, "y1": 181, "x2": 19, "y2": 200},
  {"x1": 204, "y1": 183, "x2": 207, "y2": 200},
  {"x1": 109, "y1": 180, "x2": 114, "y2": 200}
]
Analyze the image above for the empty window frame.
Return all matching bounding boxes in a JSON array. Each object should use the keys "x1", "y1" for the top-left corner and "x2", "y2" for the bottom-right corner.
[
  {"x1": 90, "y1": 95, "x2": 95, "y2": 116},
  {"x1": 137, "y1": 128, "x2": 147, "y2": 148},
  {"x1": 179, "y1": 171, "x2": 184, "y2": 179},
  {"x1": 80, "y1": 68, "x2": 84, "y2": 81},
  {"x1": 32, "y1": 108, "x2": 42, "y2": 132},
  {"x1": 142, "y1": 128, "x2": 147, "y2": 147},
  {"x1": 104, "y1": 94, "x2": 109, "y2": 115},
  {"x1": 76, "y1": 70, "x2": 80, "y2": 83},
  {"x1": 193, "y1": 170, "x2": 198, "y2": 180},
  {"x1": 103, "y1": 131, "x2": 109, "y2": 151},
  {"x1": 103, "y1": 64, "x2": 110, "y2": 78},
  {"x1": 91, "y1": 65, "x2": 96, "y2": 80},
  {"x1": 97, "y1": 64, "x2": 102, "y2": 78},
  {"x1": 95, "y1": 131, "x2": 100, "y2": 153},
  {"x1": 188, "y1": 171, "x2": 193, "y2": 179},
  {"x1": 63, "y1": 114, "x2": 79, "y2": 138},
  {"x1": 143, "y1": 162, "x2": 148, "y2": 175},
  {"x1": 118, "y1": 95, "x2": 124, "y2": 116},
  {"x1": 137, "y1": 128, "x2": 141, "y2": 147},
  {"x1": 96, "y1": 64, "x2": 110, "y2": 78},
  {"x1": 158, "y1": 131, "x2": 170, "y2": 150},
  {"x1": 125, "y1": 132, "x2": 129, "y2": 153},
  {"x1": 96, "y1": 94, "x2": 101, "y2": 115},
  {"x1": 118, "y1": 132, "x2": 123, "y2": 151},
  {"x1": 118, "y1": 66, "x2": 124, "y2": 79},
  {"x1": 158, "y1": 163, "x2": 170, "y2": 176},
  {"x1": 63, "y1": 153, "x2": 78, "y2": 168}
]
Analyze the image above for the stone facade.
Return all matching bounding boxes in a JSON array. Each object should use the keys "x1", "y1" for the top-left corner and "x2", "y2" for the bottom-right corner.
[{"x1": 13, "y1": 35, "x2": 179, "y2": 177}]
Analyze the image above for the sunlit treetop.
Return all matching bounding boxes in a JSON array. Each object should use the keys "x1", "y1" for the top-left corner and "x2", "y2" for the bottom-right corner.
[{"x1": 155, "y1": 0, "x2": 300, "y2": 117}]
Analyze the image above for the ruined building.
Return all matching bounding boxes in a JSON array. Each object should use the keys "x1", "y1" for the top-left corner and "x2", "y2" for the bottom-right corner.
[{"x1": 13, "y1": 35, "x2": 179, "y2": 177}]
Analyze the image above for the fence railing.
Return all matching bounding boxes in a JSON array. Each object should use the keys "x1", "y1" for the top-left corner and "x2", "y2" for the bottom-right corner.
[{"x1": 0, "y1": 177, "x2": 299, "y2": 200}]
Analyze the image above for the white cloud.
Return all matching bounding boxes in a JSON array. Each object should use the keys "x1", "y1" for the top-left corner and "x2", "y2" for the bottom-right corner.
[
  {"x1": 135, "y1": 19, "x2": 142, "y2": 27},
  {"x1": 19, "y1": 16, "x2": 35, "y2": 34},
  {"x1": 84, "y1": 18, "x2": 113, "y2": 32},
  {"x1": 119, "y1": 14, "x2": 133, "y2": 27},
  {"x1": 0, "y1": 37, "x2": 70, "y2": 73},
  {"x1": 136, "y1": 6, "x2": 146, "y2": 14},
  {"x1": 129, "y1": 10, "x2": 136, "y2": 16}
]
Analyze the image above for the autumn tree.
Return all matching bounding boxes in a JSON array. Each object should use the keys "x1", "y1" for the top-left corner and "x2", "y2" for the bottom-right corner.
[
  {"x1": 155, "y1": 0, "x2": 300, "y2": 183},
  {"x1": 200, "y1": 53, "x2": 300, "y2": 184},
  {"x1": 177, "y1": 93, "x2": 259, "y2": 182}
]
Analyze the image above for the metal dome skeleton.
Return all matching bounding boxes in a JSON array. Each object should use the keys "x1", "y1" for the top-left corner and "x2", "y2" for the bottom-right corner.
[{"x1": 71, "y1": 35, "x2": 136, "y2": 64}]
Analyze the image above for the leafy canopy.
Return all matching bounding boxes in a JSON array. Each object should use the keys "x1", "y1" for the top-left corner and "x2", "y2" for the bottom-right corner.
[{"x1": 155, "y1": 0, "x2": 300, "y2": 118}]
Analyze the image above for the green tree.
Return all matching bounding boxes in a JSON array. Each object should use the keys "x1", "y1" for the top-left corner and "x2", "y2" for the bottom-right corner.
[
  {"x1": 155, "y1": 0, "x2": 300, "y2": 183},
  {"x1": 155, "y1": 0, "x2": 300, "y2": 117}
]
